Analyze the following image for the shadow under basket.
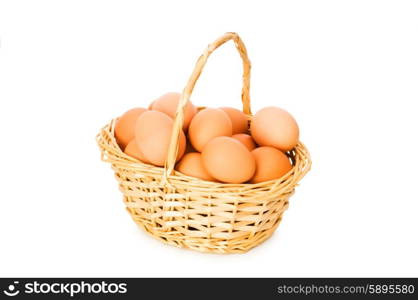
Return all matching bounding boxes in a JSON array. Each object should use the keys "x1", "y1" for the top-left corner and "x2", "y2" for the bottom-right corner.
[{"x1": 96, "y1": 32, "x2": 311, "y2": 254}]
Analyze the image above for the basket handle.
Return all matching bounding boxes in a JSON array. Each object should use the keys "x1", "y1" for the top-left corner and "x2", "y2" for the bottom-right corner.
[{"x1": 164, "y1": 32, "x2": 252, "y2": 178}]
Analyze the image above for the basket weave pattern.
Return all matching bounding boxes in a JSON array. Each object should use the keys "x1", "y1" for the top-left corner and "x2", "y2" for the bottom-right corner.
[{"x1": 96, "y1": 33, "x2": 311, "y2": 253}]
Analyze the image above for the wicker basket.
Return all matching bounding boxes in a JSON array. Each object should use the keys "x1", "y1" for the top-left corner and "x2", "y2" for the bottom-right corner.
[{"x1": 96, "y1": 32, "x2": 311, "y2": 254}]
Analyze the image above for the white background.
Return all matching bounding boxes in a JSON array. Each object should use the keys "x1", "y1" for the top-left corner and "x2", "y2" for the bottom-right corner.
[{"x1": 0, "y1": 0, "x2": 417, "y2": 277}]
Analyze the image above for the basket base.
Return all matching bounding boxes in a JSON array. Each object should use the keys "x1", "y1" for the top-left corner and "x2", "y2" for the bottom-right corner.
[{"x1": 128, "y1": 207, "x2": 287, "y2": 254}]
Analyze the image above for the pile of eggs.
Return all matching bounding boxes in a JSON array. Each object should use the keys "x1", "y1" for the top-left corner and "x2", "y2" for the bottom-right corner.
[{"x1": 115, "y1": 93, "x2": 299, "y2": 184}]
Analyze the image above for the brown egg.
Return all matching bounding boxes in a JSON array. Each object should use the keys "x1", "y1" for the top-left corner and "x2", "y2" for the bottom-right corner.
[
  {"x1": 232, "y1": 133, "x2": 256, "y2": 151},
  {"x1": 202, "y1": 137, "x2": 256, "y2": 183},
  {"x1": 151, "y1": 92, "x2": 197, "y2": 131},
  {"x1": 250, "y1": 147, "x2": 292, "y2": 183},
  {"x1": 135, "y1": 110, "x2": 186, "y2": 166},
  {"x1": 114, "y1": 107, "x2": 147, "y2": 149},
  {"x1": 124, "y1": 139, "x2": 150, "y2": 164},
  {"x1": 251, "y1": 107, "x2": 299, "y2": 151},
  {"x1": 188, "y1": 108, "x2": 232, "y2": 152},
  {"x1": 176, "y1": 152, "x2": 215, "y2": 181},
  {"x1": 220, "y1": 107, "x2": 248, "y2": 134}
]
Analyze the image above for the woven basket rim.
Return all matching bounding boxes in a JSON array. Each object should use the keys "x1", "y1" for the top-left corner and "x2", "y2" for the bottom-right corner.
[{"x1": 96, "y1": 118, "x2": 312, "y2": 194}]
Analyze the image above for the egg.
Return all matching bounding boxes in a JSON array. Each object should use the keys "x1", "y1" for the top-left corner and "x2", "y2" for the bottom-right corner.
[
  {"x1": 251, "y1": 106, "x2": 299, "y2": 151},
  {"x1": 124, "y1": 139, "x2": 150, "y2": 164},
  {"x1": 151, "y1": 92, "x2": 197, "y2": 131},
  {"x1": 114, "y1": 107, "x2": 147, "y2": 149},
  {"x1": 250, "y1": 147, "x2": 292, "y2": 183},
  {"x1": 188, "y1": 108, "x2": 232, "y2": 152},
  {"x1": 175, "y1": 152, "x2": 215, "y2": 181},
  {"x1": 201, "y1": 136, "x2": 255, "y2": 183},
  {"x1": 220, "y1": 107, "x2": 248, "y2": 134},
  {"x1": 135, "y1": 110, "x2": 186, "y2": 166},
  {"x1": 232, "y1": 133, "x2": 256, "y2": 151}
]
